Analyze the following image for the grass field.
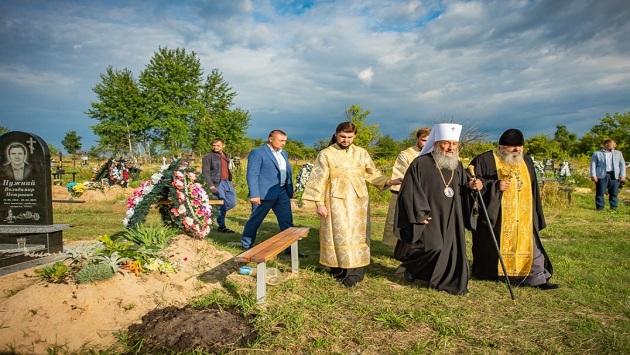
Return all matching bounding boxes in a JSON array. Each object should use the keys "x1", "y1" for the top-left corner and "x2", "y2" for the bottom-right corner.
[{"x1": 52, "y1": 167, "x2": 630, "y2": 354}]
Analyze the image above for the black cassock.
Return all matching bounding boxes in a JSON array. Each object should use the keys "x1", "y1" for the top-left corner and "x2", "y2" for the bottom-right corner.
[
  {"x1": 469, "y1": 151, "x2": 552, "y2": 283},
  {"x1": 394, "y1": 154, "x2": 471, "y2": 295}
]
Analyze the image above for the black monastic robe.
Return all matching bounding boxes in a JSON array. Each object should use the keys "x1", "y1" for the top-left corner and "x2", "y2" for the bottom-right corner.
[
  {"x1": 469, "y1": 151, "x2": 553, "y2": 281},
  {"x1": 394, "y1": 154, "x2": 470, "y2": 295}
]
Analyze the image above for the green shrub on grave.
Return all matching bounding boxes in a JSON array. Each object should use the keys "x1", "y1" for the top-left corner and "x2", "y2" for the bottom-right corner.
[{"x1": 75, "y1": 263, "x2": 115, "y2": 284}]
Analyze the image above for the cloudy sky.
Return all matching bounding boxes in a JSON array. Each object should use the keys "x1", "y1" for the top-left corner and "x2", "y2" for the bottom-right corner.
[{"x1": 1, "y1": 0, "x2": 629, "y2": 152}]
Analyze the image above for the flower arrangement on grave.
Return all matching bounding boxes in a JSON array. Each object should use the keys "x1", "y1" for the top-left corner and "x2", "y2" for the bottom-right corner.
[
  {"x1": 108, "y1": 160, "x2": 131, "y2": 187},
  {"x1": 66, "y1": 182, "x2": 87, "y2": 198},
  {"x1": 83, "y1": 181, "x2": 107, "y2": 192},
  {"x1": 168, "y1": 167, "x2": 213, "y2": 238},
  {"x1": 92, "y1": 158, "x2": 141, "y2": 187},
  {"x1": 123, "y1": 160, "x2": 213, "y2": 239}
]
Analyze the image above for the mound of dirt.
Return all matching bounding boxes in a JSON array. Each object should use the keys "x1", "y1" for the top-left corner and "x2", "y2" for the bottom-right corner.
[
  {"x1": 127, "y1": 304, "x2": 257, "y2": 353},
  {"x1": 51, "y1": 185, "x2": 132, "y2": 202},
  {"x1": 0, "y1": 235, "x2": 254, "y2": 354}
]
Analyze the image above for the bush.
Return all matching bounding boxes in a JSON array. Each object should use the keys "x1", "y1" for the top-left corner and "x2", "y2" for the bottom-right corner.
[{"x1": 75, "y1": 263, "x2": 115, "y2": 284}]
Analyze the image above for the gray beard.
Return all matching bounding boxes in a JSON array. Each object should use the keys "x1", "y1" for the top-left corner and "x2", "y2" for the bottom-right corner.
[
  {"x1": 433, "y1": 149, "x2": 460, "y2": 170},
  {"x1": 498, "y1": 148, "x2": 525, "y2": 166}
]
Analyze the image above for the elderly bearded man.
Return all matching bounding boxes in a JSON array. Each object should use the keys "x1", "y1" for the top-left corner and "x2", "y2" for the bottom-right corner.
[
  {"x1": 468, "y1": 129, "x2": 559, "y2": 290},
  {"x1": 394, "y1": 123, "x2": 481, "y2": 295}
]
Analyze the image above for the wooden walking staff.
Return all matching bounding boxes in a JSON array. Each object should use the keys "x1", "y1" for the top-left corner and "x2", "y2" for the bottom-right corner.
[{"x1": 467, "y1": 165, "x2": 516, "y2": 302}]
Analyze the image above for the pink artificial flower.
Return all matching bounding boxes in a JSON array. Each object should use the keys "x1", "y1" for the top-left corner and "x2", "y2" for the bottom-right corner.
[
  {"x1": 174, "y1": 170, "x2": 185, "y2": 180},
  {"x1": 171, "y1": 207, "x2": 180, "y2": 217},
  {"x1": 177, "y1": 204, "x2": 186, "y2": 215},
  {"x1": 183, "y1": 216, "x2": 194, "y2": 228},
  {"x1": 177, "y1": 191, "x2": 186, "y2": 201},
  {"x1": 172, "y1": 179, "x2": 185, "y2": 189},
  {"x1": 187, "y1": 172, "x2": 197, "y2": 181}
]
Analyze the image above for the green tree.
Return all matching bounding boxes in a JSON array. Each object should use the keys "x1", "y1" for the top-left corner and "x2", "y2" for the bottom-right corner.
[
  {"x1": 193, "y1": 69, "x2": 250, "y2": 155},
  {"x1": 0, "y1": 125, "x2": 8, "y2": 135},
  {"x1": 372, "y1": 134, "x2": 401, "y2": 159},
  {"x1": 553, "y1": 125, "x2": 577, "y2": 155},
  {"x1": 87, "y1": 66, "x2": 147, "y2": 157},
  {"x1": 47, "y1": 143, "x2": 61, "y2": 159},
  {"x1": 588, "y1": 111, "x2": 630, "y2": 157},
  {"x1": 525, "y1": 134, "x2": 562, "y2": 160},
  {"x1": 61, "y1": 130, "x2": 82, "y2": 155},
  {"x1": 574, "y1": 132, "x2": 601, "y2": 156},
  {"x1": 139, "y1": 47, "x2": 204, "y2": 153},
  {"x1": 344, "y1": 105, "x2": 381, "y2": 149},
  {"x1": 284, "y1": 139, "x2": 318, "y2": 161}
]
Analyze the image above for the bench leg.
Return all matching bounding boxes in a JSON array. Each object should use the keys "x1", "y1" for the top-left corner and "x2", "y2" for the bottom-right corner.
[
  {"x1": 256, "y1": 262, "x2": 267, "y2": 304},
  {"x1": 290, "y1": 241, "x2": 300, "y2": 274}
]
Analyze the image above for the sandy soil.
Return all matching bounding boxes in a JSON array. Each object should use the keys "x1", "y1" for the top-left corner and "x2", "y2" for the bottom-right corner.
[{"x1": 0, "y1": 186, "x2": 252, "y2": 354}]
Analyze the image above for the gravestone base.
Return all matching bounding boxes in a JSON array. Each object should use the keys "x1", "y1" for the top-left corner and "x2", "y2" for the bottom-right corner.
[{"x1": 0, "y1": 225, "x2": 67, "y2": 269}]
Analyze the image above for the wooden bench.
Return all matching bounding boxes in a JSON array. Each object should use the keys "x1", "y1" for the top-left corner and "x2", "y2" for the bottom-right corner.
[{"x1": 234, "y1": 226, "x2": 309, "y2": 304}]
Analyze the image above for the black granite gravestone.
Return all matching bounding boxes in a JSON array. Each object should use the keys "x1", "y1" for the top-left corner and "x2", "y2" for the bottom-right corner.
[{"x1": 0, "y1": 131, "x2": 66, "y2": 268}]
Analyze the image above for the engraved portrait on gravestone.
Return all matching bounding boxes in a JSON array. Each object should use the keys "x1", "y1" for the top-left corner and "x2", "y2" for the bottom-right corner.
[{"x1": 1, "y1": 142, "x2": 33, "y2": 181}]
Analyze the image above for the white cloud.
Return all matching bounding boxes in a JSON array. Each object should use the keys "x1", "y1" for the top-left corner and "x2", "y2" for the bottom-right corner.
[{"x1": 357, "y1": 67, "x2": 374, "y2": 86}]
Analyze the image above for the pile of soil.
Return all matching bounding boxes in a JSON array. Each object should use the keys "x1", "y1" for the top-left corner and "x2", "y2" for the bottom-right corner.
[{"x1": 127, "y1": 304, "x2": 257, "y2": 353}]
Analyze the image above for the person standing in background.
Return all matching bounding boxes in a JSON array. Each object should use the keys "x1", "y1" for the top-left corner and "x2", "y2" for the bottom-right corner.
[
  {"x1": 590, "y1": 139, "x2": 626, "y2": 211},
  {"x1": 202, "y1": 138, "x2": 237, "y2": 233}
]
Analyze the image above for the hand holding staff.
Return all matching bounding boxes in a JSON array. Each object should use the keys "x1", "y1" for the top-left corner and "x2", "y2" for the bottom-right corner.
[{"x1": 467, "y1": 165, "x2": 516, "y2": 302}]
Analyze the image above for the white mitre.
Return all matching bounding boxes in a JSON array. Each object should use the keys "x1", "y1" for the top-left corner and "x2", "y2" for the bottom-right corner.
[{"x1": 419, "y1": 123, "x2": 463, "y2": 156}]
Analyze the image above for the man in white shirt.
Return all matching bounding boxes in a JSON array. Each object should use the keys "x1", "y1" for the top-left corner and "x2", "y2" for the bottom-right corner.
[{"x1": 590, "y1": 139, "x2": 626, "y2": 210}]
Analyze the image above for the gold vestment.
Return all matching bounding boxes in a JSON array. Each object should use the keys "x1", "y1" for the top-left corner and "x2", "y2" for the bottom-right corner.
[
  {"x1": 302, "y1": 144, "x2": 390, "y2": 268},
  {"x1": 383, "y1": 145, "x2": 420, "y2": 245},
  {"x1": 493, "y1": 148, "x2": 534, "y2": 277}
]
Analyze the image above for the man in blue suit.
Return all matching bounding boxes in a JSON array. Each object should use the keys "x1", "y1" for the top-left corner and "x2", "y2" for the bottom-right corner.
[
  {"x1": 590, "y1": 139, "x2": 626, "y2": 210},
  {"x1": 241, "y1": 130, "x2": 305, "y2": 256}
]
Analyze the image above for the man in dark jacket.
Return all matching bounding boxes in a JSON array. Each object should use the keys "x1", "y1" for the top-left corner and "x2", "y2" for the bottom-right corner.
[{"x1": 202, "y1": 138, "x2": 237, "y2": 233}]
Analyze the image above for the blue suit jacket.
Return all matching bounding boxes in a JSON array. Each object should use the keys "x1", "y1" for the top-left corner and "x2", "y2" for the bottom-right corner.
[
  {"x1": 590, "y1": 149, "x2": 626, "y2": 179},
  {"x1": 246, "y1": 144, "x2": 294, "y2": 200}
]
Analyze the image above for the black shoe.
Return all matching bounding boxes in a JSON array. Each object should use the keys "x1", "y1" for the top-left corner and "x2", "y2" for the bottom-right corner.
[
  {"x1": 218, "y1": 227, "x2": 236, "y2": 233},
  {"x1": 284, "y1": 250, "x2": 308, "y2": 258},
  {"x1": 404, "y1": 270, "x2": 416, "y2": 283},
  {"x1": 534, "y1": 282, "x2": 561, "y2": 290}
]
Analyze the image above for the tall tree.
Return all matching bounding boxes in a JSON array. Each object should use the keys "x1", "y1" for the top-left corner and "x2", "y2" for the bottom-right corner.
[
  {"x1": 525, "y1": 134, "x2": 561, "y2": 160},
  {"x1": 553, "y1": 125, "x2": 577, "y2": 154},
  {"x1": 87, "y1": 66, "x2": 146, "y2": 157},
  {"x1": 139, "y1": 47, "x2": 204, "y2": 153},
  {"x1": 344, "y1": 105, "x2": 380, "y2": 149},
  {"x1": 372, "y1": 134, "x2": 401, "y2": 159},
  {"x1": 588, "y1": 111, "x2": 630, "y2": 157},
  {"x1": 61, "y1": 130, "x2": 82, "y2": 155},
  {"x1": 193, "y1": 69, "x2": 250, "y2": 155}
]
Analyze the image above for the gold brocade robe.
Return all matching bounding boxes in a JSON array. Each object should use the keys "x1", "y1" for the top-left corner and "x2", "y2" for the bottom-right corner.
[
  {"x1": 493, "y1": 149, "x2": 534, "y2": 277},
  {"x1": 302, "y1": 144, "x2": 390, "y2": 268},
  {"x1": 383, "y1": 145, "x2": 421, "y2": 245}
]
